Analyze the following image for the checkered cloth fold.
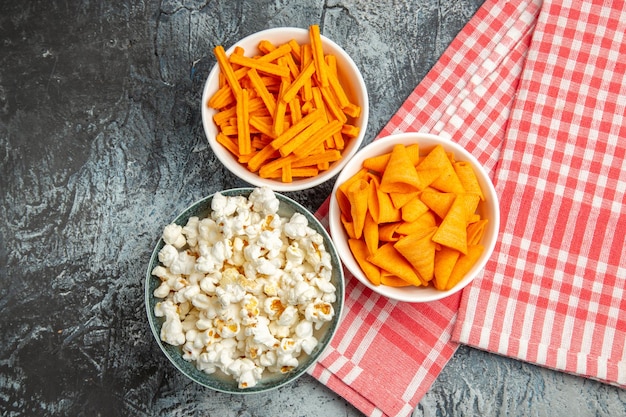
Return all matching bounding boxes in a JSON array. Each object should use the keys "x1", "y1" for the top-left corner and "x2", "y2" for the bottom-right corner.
[{"x1": 309, "y1": 0, "x2": 626, "y2": 415}]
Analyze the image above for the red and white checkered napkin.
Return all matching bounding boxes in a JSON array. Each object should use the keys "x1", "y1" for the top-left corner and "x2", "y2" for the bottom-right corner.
[
  {"x1": 453, "y1": 0, "x2": 626, "y2": 386},
  {"x1": 308, "y1": 0, "x2": 626, "y2": 415}
]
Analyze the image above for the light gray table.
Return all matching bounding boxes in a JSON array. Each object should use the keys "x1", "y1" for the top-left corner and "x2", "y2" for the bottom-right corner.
[{"x1": 2, "y1": 0, "x2": 625, "y2": 415}]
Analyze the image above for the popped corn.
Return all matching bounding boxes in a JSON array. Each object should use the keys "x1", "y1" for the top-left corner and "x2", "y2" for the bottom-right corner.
[{"x1": 152, "y1": 187, "x2": 336, "y2": 389}]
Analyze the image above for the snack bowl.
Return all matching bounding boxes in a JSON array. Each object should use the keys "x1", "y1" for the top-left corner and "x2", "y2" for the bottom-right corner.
[
  {"x1": 201, "y1": 27, "x2": 369, "y2": 192},
  {"x1": 146, "y1": 188, "x2": 345, "y2": 393},
  {"x1": 329, "y1": 132, "x2": 500, "y2": 303}
]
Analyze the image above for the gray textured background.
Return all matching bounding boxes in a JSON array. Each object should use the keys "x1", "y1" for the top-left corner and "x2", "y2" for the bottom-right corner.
[{"x1": 2, "y1": 0, "x2": 625, "y2": 416}]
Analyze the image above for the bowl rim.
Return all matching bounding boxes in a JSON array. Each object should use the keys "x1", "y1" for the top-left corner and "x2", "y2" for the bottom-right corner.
[
  {"x1": 200, "y1": 27, "x2": 369, "y2": 192},
  {"x1": 329, "y1": 132, "x2": 500, "y2": 303},
  {"x1": 145, "y1": 187, "x2": 345, "y2": 393}
]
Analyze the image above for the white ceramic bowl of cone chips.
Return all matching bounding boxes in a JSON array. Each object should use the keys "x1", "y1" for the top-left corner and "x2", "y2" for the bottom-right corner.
[{"x1": 329, "y1": 132, "x2": 500, "y2": 302}]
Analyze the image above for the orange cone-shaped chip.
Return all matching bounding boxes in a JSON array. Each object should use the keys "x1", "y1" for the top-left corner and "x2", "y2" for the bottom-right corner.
[
  {"x1": 461, "y1": 193, "x2": 480, "y2": 220},
  {"x1": 347, "y1": 179, "x2": 369, "y2": 239},
  {"x1": 394, "y1": 227, "x2": 437, "y2": 284},
  {"x1": 367, "y1": 242, "x2": 422, "y2": 287},
  {"x1": 348, "y1": 238, "x2": 381, "y2": 285},
  {"x1": 420, "y1": 189, "x2": 456, "y2": 219},
  {"x1": 454, "y1": 160, "x2": 484, "y2": 200},
  {"x1": 379, "y1": 144, "x2": 421, "y2": 193},
  {"x1": 390, "y1": 190, "x2": 420, "y2": 209},
  {"x1": 363, "y1": 212, "x2": 379, "y2": 255},
  {"x1": 427, "y1": 146, "x2": 465, "y2": 194},
  {"x1": 395, "y1": 211, "x2": 437, "y2": 235},
  {"x1": 380, "y1": 273, "x2": 412, "y2": 287},
  {"x1": 445, "y1": 244, "x2": 484, "y2": 290},
  {"x1": 363, "y1": 143, "x2": 420, "y2": 174},
  {"x1": 337, "y1": 168, "x2": 369, "y2": 221},
  {"x1": 340, "y1": 214, "x2": 356, "y2": 239},
  {"x1": 432, "y1": 194, "x2": 468, "y2": 254},
  {"x1": 378, "y1": 222, "x2": 402, "y2": 242},
  {"x1": 466, "y1": 219, "x2": 488, "y2": 246},
  {"x1": 368, "y1": 175, "x2": 401, "y2": 224},
  {"x1": 401, "y1": 195, "x2": 430, "y2": 222},
  {"x1": 433, "y1": 246, "x2": 460, "y2": 290}
]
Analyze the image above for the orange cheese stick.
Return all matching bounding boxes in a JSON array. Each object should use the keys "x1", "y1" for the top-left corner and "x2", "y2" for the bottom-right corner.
[
  {"x1": 238, "y1": 152, "x2": 256, "y2": 164},
  {"x1": 221, "y1": 124, "x2": 237, "y2": 137},
  {"x1": 290, "y1": 167, "x2": 318, "y2": 177},
  {"x1": 277, "y1": 56, "x2": 291, "y2": 83},
  {"x1": 258, "y1": 154, "x2": 297, "y2": 178},
  {"x1": 269, "y1": 109, "x2": 324, "y2": 149},
  {"x1": 291, "y1": 149, "x2": 342, "y2": 168},
  {"x1": 214, "y1": 96, "x2": 266, "y2": 126},
  {"x1": 325, "y1": 54, "x2": 337, "y2": 75},
  {"x1": 341, "y1": 124, "x2": 360, "y2": 138},
  {"x1": 288, "y1": 97, "x2": 302, "y2": 124},
  {"x1": 300, "y1": 100, "x2": 314, "y2": 114},
  {"x1": 249, "y1": 115, "x2": 276, "y2": 138},
  {"x1": 333, "y1": 130, "x2": 344, "y2": 150},
  {"x1": 229, "y1": 53, "x2": 291, "y2": 78},
  {"x1": 284, "y1": 53, "x2": 300, "y2": 80},
  {"x1": 257, "y1": 42, "x2": 291, "y2": 62},
  {"x1": 309, "y1": 24, "x2": 328, "y2": 87},
  {"x1": 343, "y1": 103, "x2": 361, "y2": 118},
  {"x1": 216, "y1": 132, "x2": 239, "y2": 157},
  {"x1": 214, "y1": 45, "x2": 242, "y2": 97},
  {"x1": 273, "y1": 81, "x2": 289, "y2": 136},
  {"x1": 236, "y1": 89, "x2": 251, "y2": 155},
  {"x1": 281, "y1": 61, "x2": 316, "y2": 104},
  {"x1": 257, "y1": 40, "x2": 274, "y2": 54},
  {"x1": 320, "y1": 85, "x2": 348, "y2": 124},
  {"x1": 288, "y1": 39, "x2": 302, "y2": 62},
  {"x1": 250, "y1": 135, "x2": 272, "y2": 150},
  {"x1": 325, "y1": 55, "x2": 350, "y2": 109},
  {"x1": 311, "y1": 87, "x2": 329, "y2": 122},
  {"x1": 279, "y1": 118, "x2": 327, "y2": 157},
  {"x1": 246, "y1": 68, "x2": 277, "y2": 116},
  {"x1": 207, "y1": 84, "x2": 235, "y2": 109},
  {"x1": 213, "y1": 106, "x2": 237, "y2": 127},
  {"x1": 261, "y1": 166, "x2": 319, "y2": 180},
  {"x1": 300, "y1": 44, "x2": 314, "y2": 102},
  {"x1": 293, "y1": 120, "x2": 342, "y2": 157},
  {"x1": 247, "y1": 143, "x2": 280, "y2": 172},
  {"x1": 232, "y1": 45, "x2": 245, "y2": 59},
  {"x1": 233, "y1": 66, "x2": 251, "y2": 81},
  {"x1": 281, "y1": 162, "x2": 293, "y2": 182}
]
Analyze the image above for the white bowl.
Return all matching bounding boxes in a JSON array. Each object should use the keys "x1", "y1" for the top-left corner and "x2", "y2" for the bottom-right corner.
[
  {"x1": 201, "y1": 27, "x2": 369, "y2": 192},
  {"x1": 146, "y1": 188, "x2": 345, "y2": 393},
  {"x1": 329, "y1": 133, "x2": 500, "y2": 303}
]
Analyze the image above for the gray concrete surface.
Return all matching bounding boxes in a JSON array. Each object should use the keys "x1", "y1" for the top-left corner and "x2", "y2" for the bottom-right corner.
[{"x1": 1, "y1": 0, "x2": 625, "y2": 416}]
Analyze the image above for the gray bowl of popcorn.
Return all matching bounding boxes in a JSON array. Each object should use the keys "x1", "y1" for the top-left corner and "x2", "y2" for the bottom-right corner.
[{"x1": 145, "y1": 187, "x2": 344, "y2": 393}]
